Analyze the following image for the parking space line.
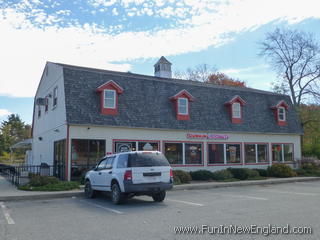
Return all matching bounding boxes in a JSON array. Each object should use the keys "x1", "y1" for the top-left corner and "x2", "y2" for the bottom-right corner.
[
  {"x1": 0, "y1": 202, "x2": 15, "y2": 225},
  {"x1": 166, "y1": 199, "x2": 204, "y2": 206},
  {"x1": 258, "y1": 190, "x2": 318, "y2": 196},
  {"x1": 80, "y1": 200, "x2": 123, "y2": 214},
  {"x1": 217, "y1": 194, "x2": 268, "y2": 201}
]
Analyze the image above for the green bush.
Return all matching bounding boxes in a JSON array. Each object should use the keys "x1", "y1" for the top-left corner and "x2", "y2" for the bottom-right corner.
[
  {"x1": 295, "y1": 168, "x2": 308, "y2": 176},
  {"x1": 190, "y1": 170, "x2": 214, "y2": 180},
  {"x1": 254, "y1": 168, "x2": 268, "y2": 177},
  {"x1": 228, "y1": 168, "x2": 260, "y2": 180},
  {"x1": 301, "y1": 162, "x2": 320, "y2": 175},
  {"x1": 19, "y1": 181, "x2": 79, "y2": 191},
  {"x1": 212, "y1": 169, "x2": 234, "y2": 181},
  {"x1": 267, "y1": 164, "x2": 297, "y2": 178},
  {"x1": 173, "y1": 177, "x2": 181, "y2": 185},
  {"x1": 29, "y1": 175, "x2": 60, "y2": 187},
  {"x1": 173, "y1": 170, "x2": 192, "y2": 184}
]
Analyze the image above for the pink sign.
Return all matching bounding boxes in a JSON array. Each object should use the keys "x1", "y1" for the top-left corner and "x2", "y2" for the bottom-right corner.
[{"x1": 187, "y1": 133, "x2": 229, "y2": 140}]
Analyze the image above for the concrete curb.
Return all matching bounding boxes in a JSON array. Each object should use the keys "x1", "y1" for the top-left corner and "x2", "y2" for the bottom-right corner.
[
  {"x1": 1, "y1": 177, "x2": 319, "y2": 202},
  {"x1": 0, "y1": 191, "x2": 84, "y2": 202},
  {"x1": 172, "y1": 177, "x2": 320, "y2": 191}
]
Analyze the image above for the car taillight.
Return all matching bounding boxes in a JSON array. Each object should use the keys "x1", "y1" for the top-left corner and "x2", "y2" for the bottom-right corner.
[
  {"x1": 124, "y1": 170, "x2": 132, "y2": 181},
  {"x1": 170, "y1": 169, "x2": 173, "y2": 178}
]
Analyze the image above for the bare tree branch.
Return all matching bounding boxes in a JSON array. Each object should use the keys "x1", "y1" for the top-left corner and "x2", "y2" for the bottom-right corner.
[{"x1": 259, "y1": 28, "x2": 320, "y2": 106}]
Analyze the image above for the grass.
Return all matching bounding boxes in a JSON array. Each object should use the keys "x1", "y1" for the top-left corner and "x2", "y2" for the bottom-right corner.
[{"x1": 19, "y1": 181, "x2": 79, "y2": 191}]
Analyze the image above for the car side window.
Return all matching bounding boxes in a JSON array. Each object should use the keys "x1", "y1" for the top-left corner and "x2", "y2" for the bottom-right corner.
[
  {"x1": 97, "y1": 159, "x2": 107, "y2": 170},
  {"x1": 105, "y1": 157, "x2": 115, "y2": 169},
  {"x1": 117, "y1": 154, "x2": 128, "y2": 168}
]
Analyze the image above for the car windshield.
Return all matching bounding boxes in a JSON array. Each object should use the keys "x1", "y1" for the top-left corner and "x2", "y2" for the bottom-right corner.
[{"x1": 128, "y1": 152, "x2": 170, "y2": 167}]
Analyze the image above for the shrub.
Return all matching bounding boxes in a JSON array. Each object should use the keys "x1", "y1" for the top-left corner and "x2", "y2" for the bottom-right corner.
[
  {"x1": 267, "y1": 164, "x2": 297, "y2": 178},
  {"x1": 301, "y1": 162, "x2": 320, "y2": 175},
  {"x1": 29, "y1": 175, "x2": 60, "y2": 187},
  {"x1": 173, "y1": 177, "x2": 181, "y2": 185},
  {"x1": 190, "y1": 170, "x2": 214, "y2": 180},
  {"x1": 19, "y1": 181, "x2": 79, "y2": 191},
  {"x1": 295, "y1": 168, "x2": 308, "y2": 176},
  {"x1": 228, "y1": 168, "x2": 260, "y2": 180},
  {"x1": 173, "y1": 170, "x2": 192, "y2": 184},
  {"x1": 254, "y1": 168, "x2": 268, "y2": 177},
  {"x1": 212, "y1": 169, "x2": 234, "y2": 181}
]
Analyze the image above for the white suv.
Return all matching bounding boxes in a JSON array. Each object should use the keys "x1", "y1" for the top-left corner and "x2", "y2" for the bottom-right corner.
[{"x1": 84, "y1": 151, "x2": 173, "y2": 204}]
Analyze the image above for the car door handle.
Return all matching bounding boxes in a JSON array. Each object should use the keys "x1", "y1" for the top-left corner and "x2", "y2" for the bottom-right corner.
[
  {"x1": 98, "y1": 172, "x2": 102, "y2": 175},
  {"x1": 108, "y1": 171, "x2": 112, "y2": 174}
]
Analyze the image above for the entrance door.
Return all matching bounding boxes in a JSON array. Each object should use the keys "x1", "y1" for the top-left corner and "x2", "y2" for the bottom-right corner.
[{"x1": 53, "y1": 140, "x2": 66, "y2": 180}]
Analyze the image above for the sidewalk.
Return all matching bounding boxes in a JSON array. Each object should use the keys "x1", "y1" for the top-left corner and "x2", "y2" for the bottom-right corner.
[{"x1": 0, "y1": 175, "x2": 320, "y2": 202}]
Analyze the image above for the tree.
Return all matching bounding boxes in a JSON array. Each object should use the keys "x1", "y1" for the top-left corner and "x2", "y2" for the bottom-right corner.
[
  {"x1": 299, "y1": 104, "x2": 320, "y2": 158},
  {"x1": 174, "y1": 64, "x2": 217, "y2": 82},
  {"x1": 0, "y1": 114, "x2": 31, "y2": 156},
  {"x1": 259, "y1": 28, "x2": 320, "y2": 106},
  {"x1": 174, "y1": 64, "x2": 246, "y2": 87},
  {"x1": 206, "y1": 72, "x2": 246, "y2": 87}
]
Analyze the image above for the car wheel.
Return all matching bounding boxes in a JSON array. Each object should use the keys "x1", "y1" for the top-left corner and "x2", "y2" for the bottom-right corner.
[
  {"x1": 152, "y1": 190, "x2": 166, "y2": 202},
  {"x1": 111, "y1": 183, "x2": 124, "y2": 204},
  {"x1": 84, "y1": 180, "x2": 96, "y2": 198}
]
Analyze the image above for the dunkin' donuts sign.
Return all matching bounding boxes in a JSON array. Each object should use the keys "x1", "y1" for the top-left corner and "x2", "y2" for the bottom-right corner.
[{"x1": 186, "y1": 133, "x2": 229, "y2": 140}]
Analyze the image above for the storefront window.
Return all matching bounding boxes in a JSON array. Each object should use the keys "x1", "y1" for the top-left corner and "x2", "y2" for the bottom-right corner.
[
  {"x1": 284, "y1": 144, "x2": 293, "y2": 162},
  {"x1": 245, "y1": 144, "x2": 256, "y2": 163},
  {"x1": 272, "y1": 144, "x2": 293, "y2": 162},
  {"x1": 257, "y1": 144, "x2": 268, "y2": 163},
  {"x1": 226, "y1": 144, "x2": 241, "y2": 164},
  {"x1": 114, "y1": 141, "x2": 136, "y2": 153},
  {"x1": 138, "y1": 142, "x2": 159, "y2": 151},
  {"x1": 164, "y1": 143, "x2": 183, "y2": 164},
  {"x1": 272, "y1": 144, "x2": 282, "y2": 162},
  {"x1": 208, "y1": 144, "x2": 224, "y2": 164},
  {"x1": 185, "y1": 143, "x2": 202, "y2": 164},
  {"x1": 245, "y1": 144, "x2": 268, "y2": 163},
  {"x1": 71, "y1": 139, "x2": 106, "y2": 181}
]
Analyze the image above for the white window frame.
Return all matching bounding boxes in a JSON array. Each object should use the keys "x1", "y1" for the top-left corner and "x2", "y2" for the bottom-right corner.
[
  {"x1": 178, "y1": 97, "x2": 188, "y2": 115},
  {"x1": 104, "y1": 89, "x2": 116, "y2": 109},
  {"x1": 53, "y1": 86, "x2": 58, "y2": 109},
  {"x1": 278, "y1": 107, "x2": 286, "y2": 121},
  {"x1": 232, "y1": 102, "x2": 241, "y2": 118}
]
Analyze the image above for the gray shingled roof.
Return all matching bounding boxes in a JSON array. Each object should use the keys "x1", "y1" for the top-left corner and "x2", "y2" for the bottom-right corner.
[{"x1": 59, "y1": 63, "x2": 303, "y2": 134}]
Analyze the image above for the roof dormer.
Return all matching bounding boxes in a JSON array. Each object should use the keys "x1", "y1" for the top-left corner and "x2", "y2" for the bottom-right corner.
[
  {"x1": 96, "y1": 80, "x2": 123, "y2": 115},
  {"x1": 271, "y1": 100, "x2": 289, "y2": 126},
  {"x1": 225, "y1": 95, "x2": 246, "y2": 124},
  {"x1": 170, "y1": 89, "x2": 195, "y2": 120}
]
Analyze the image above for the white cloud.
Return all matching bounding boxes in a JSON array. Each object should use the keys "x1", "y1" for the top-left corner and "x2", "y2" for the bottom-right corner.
[
  {"x1": 1, "y1": 0, "x2": 320, "y2": 97},
  {"x1": 0, "y1": 109, "x2": 12, "y2": 117}
]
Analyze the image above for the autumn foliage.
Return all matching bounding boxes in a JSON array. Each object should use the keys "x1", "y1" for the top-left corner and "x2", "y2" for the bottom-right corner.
[{"x1": 206, "y1": 72, "x2": 246, "y2": 87}]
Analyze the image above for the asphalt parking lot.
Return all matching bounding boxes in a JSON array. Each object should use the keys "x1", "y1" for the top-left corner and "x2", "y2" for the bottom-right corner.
[{"x1": 1, "y1": 181, "x2": 320, "y2": 240}]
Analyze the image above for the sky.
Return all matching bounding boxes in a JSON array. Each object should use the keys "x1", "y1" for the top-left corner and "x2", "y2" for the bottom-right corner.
[{"x1": 1, "y1": 0, "x2": 320, "y2": 124}]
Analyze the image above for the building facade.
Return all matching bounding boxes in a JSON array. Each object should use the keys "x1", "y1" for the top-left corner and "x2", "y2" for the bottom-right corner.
[{"x1": 32, "y1": 57, "x2": 303, "y2": 181}]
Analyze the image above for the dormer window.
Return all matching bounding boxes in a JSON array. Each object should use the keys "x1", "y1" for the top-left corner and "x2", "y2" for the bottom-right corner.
[
  {"x1": 271, "y1": 100, "x2": 289, "y2": 126},
  {"x1": 225, "y1": 95, "x2": 246, "y2": 124},
  {"x1": 278, "y1": 107, "x2": 285, "y2": 121},
  {"x1": 178, "y1": 98, "x2": 188, "y2": 115},
  {"x1": 170, "y1": 89, "x2": 195, "y2": 121},
  {"x1": 232, "y1": 102, "x2": 241, "y2": 118},
  {"x1": 97, "y1": 80, "x2": 123, "y2": 115},
  {"x1": 104, "y1": 89, "x2": 116, "y2": 109}
]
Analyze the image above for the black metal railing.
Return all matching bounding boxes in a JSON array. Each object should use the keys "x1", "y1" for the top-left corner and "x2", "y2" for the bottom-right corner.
[{"x1": 0, "y1": 164, "x2": 65, "y2": 187}]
